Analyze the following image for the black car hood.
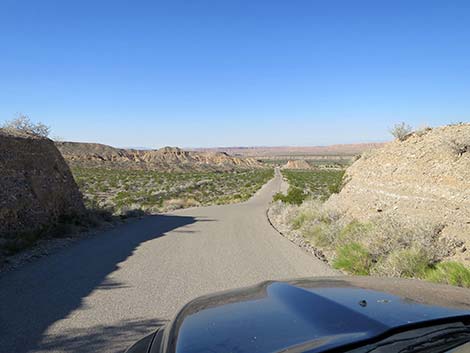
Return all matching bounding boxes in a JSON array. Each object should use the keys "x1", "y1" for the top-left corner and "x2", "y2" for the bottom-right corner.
[{"x1": 154, "y1": 277, "x2": 470, "y2": 353}]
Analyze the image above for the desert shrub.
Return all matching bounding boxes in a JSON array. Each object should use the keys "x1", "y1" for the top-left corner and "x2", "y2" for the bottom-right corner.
[
  {"x1": 163, "y1": 198, "x2": 200, "y2": 210},
  {"x1": 425, "y1": 262, "x2": 470, "y2": 288},
  {"x1": 389, "y1": 122, "x2": 413, "y2": 141},
  {"x1": 290, "y1": 202, "x2": 340, "y2": 247},
  {"x1": 273, "y1": 187, "x2": 306, "y2": 205},
  {"x1": 118, "y1": 206, "x2": 146, "y2": 218},
  {"x1": 357, "y1": 216, "x2": 447, "y2": 263},
  {"x1": 302, "y1": 221, "x2": 340, "y2": 248},
  {"x1": 285, "y1": 199, "x2": 324, "y2": 227},
  {"x1": 338, "y1": 220, "x2": 374, "y2": 246},
  {"x1": 328, "y1": 181, "x2": 342, "y2": 194},
  {"x1": 414, "y1": 125, "x2": 432, "y2": 137},
  {"x1": 373, "y1": 247, "x2": 431, "y2": 278},
  {"x1": 448, "y1": 121, "x2": 465, "y2": 126},
  {"x1": 284, "y1": 187, "x2": 306, "y2": 205},
  {"x1": 269, "y1": 201, "x2": 301, "y2": 226},
  {"x1": 333, "y1": 242, "x2": 373, "y2": 275},
  {"x1": 290, "y1": 208, "x2": 319, "y2": 229},
  {"x1": 447, "y1": 138, "x2": 470, "y2": 157},
  {"x1": 2, "y1": 115, "x2": 50, "y2": 137}
]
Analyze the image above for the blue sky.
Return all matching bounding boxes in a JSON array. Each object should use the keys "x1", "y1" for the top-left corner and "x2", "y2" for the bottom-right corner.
[{"x1": 1, "y1": 1, "x2": 469, "y2": 148}]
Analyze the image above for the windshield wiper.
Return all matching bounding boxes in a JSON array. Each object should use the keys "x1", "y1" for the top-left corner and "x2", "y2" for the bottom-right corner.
[
  {"x1": 350, "y1": 323, "x2": 470, "y2": 353},
  {"x1": 399, "y1": 328, "x2": 470, "y2": 353}
]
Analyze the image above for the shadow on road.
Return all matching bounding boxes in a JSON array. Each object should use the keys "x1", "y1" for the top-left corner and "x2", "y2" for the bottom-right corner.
[
  {"x1": 37, "y1": 318, "x2": 166, "y2": 353},
  {"x1": 0, "y1": 214, "x2": 197, "y2": 353}
]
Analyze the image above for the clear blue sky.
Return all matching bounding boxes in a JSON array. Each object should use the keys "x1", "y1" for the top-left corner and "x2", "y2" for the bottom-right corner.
[{"x1": 1, "y1": 0, "x2": 469, "y2": 148}]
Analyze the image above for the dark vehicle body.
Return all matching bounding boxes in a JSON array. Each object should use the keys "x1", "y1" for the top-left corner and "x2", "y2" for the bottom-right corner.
[{"x1": 126, "y1": 277, "x2": 470, "y2": 353}]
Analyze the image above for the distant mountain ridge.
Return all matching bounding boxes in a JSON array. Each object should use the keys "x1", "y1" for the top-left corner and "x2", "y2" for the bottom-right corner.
[
  {"x1": 55, "y1": 142, "x2": 262, "y2": 171},
  {"x1": 189, "y1": 143, "x2": 385, "y2": 157}
]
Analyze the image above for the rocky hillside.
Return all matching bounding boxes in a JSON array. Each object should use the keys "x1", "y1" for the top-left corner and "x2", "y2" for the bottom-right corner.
[
  {"x1": 281, "y1": 160, "x2": 312, "y2": 170},
  {"x1": 0, "y1": 130, "x2": 85, "y2": 239},
  {"x1": 55, "y1": 142, "x2": 262, "y2": 171},
  {"x1": 327, "y1": 124, "x2": 470, "y2": 264}
]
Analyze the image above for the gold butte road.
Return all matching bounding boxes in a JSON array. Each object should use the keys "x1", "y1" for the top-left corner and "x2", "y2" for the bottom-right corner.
[{"x1": 0, "y1": 168, "x2": 337, "y2": 353}]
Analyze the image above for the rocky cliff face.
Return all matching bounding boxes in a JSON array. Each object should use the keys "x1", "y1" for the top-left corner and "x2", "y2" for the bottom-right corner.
[
  {"x1": 55, "y1": 142, "x2": 262, "y2": 171},
  {"x1": 0, "y1": 130, "x2": 85, "y2": 238},
  {"x1": 326, "y1": 124, "x2": 470, "y2": 263}
]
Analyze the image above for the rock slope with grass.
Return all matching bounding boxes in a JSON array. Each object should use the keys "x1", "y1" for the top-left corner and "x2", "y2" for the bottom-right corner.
[
  {"x1": 327, "y1": 123, "x2": 470, "y2": 265},
  {"x1": 0, "y1": 129, "x2": 85, "y2": 254},
  {"x1": 269, "y1": 124, "x2": 470, "y2": 287}
]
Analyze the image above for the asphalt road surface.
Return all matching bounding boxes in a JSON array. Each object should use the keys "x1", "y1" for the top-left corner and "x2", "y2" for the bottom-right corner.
[{"x1": 0, "y1": 169, "x2": 336, "y2": 353}]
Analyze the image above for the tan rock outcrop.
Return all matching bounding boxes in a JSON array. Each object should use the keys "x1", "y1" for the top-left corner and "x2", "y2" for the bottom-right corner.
[
  {"x1": 0, "y1": 130, "x2": 85, "y2": 237},
  {"x1": 282, "y1": 160, "x2": 312, "y2": 170},
  {"x1": 326, "y1": 124, "x2": 470, "y2": 263}
]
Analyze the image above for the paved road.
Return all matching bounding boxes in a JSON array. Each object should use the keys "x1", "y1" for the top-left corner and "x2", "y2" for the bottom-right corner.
[{"x1": 0, "y1": 169, "x2": 336, "y2": 353}]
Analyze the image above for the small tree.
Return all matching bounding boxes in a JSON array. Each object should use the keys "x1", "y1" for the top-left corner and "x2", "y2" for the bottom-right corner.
[
  {"x1": 2, "y1": 115, "x2": 50, "y2": 138},
  {"x1": 389, "y1": 122, "x2": 413, "y2": 141}
]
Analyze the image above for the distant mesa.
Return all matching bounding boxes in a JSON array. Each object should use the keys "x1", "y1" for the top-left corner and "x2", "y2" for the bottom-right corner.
[{"x1": 281, "y1": 160, "x2": 312, "y2": 170}]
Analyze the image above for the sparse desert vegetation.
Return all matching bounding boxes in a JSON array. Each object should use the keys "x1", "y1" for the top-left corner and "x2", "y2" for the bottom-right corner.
[
  {"x1": 72, "y1": 167, "x2": 274, "y2": 215},
  {"x1": 273, "y1": 169, "x2": 345, "y2": 205}
]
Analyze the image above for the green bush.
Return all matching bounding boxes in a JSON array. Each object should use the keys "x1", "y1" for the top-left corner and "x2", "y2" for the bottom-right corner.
[
  {"x1": 333, "y1": 242, "x2": 373, "y2": 275},
  {"x1": 425, "y1": 262, "x2": 470, "y2": 288},
  {"x1": 273, "y1": 187, "x2": 306, "y2": 205}
]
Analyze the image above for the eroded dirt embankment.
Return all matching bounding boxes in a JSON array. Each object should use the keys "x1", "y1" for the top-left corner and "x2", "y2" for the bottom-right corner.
[{"x1": 0, "y1": 130, "x2": 84, "y2": 240}]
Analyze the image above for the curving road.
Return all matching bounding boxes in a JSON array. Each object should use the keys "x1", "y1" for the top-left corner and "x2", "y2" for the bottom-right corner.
[{"x1": 0, "y1": 169, "x2": 336, "y2": 353}]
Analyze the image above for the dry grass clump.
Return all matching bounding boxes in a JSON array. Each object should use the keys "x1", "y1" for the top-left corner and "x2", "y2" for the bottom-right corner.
[
  {"x1": 425, "y1": 262, "x2": 470, "y2": 287},
  {"x1": 269, "y1": 200, "x2": 302, "y2": 226},
  {"x1": 272, "y1": 199, "x2": 469, "y2": 287},
  {"x1": 163, "y1": 198, "x2": 200, "y2": 210},
  {"x1": 333, "y1": 243, "x2": 373, "y2": 275},
  {"x1": 373, "y1": 247, "x2": 430, "y2": 278}
]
